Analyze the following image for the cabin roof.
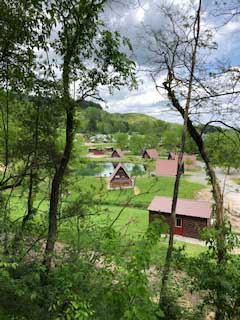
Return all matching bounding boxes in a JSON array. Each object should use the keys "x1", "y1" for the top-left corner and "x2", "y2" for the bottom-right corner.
[
  {"x1": 143, "y1": 149, "x2": 158, "y2": 159},
  {"x1": 169, "y1": 152, "x2": 196, "y2": 162},
  {"x1": 155, "y1": 160, "x2": 180, "y2": 176},
  {"x1": 112, "y1": 149, "x2": 124, "y2": 157},
  {"x1": 109, "y1": 163, "x2": 131, "y2": 182},
  {"x1": 148, "y1": 196, "x2": 211, "y2": 219}
]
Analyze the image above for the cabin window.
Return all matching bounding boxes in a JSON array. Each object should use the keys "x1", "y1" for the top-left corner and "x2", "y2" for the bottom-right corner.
[
  {"x1": 175, "y1": 217, "x2": 182, "y2": 227},
  {"x1": 115, "y1": 175, "x2": 120, "y2": 178}
]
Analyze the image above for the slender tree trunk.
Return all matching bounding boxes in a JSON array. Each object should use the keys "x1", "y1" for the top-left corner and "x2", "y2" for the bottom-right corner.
[
  {"x1": 22, "y1": 168, "x2": 34, "y2": 231},
  {"x1": 21, "y1": 97, "x2": 40, "y2": 231},
  {"x1": 164, "y1": 86, "x2": 225, "y2": 320},
  {"x1": 227, "y1": 165, "x2": 230, "y2": 175},
  {"x1": 42, "y1": 59, "x2": 74, "y2": 273},
  {"x1": 159, "y1": 0, "x2": 202, "y2": 311},
  {"x1": 12, "y1": 98, "x2": 40, "y2": 251}
]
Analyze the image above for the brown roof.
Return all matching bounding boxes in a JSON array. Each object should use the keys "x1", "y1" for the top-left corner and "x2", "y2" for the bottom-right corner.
[
  {"x1": 155, "y1": 160, "x2": 181, "y2": 176},
  {"x1": 148, "y1": 196, "x2": 211, "y2": 219},
  {"x1": 112, "y1": 149, "x2": 124, "y2": 157},
  {"x1": 109, "y1": 163, "x2": 132, "y2": 182},
  {"x1": 169, "y1": 153, "x2": 196, "y2": 163},
  {"x1": 143, "y1": 149, "x2": 158, "y2": 159}
]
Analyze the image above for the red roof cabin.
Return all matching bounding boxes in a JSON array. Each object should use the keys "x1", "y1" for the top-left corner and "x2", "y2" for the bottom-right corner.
[
  {"x1": 88, "y1": 148, "x2": 104, "y2": 155},
  {"x1": 168, "y1": 152, "x2": 196, "y2": 169},
  {"x1": 142, "y1": 149, "x2": 158, "y2": 159},
  {"x1": 93, "y1": 149, "x2": 104, "y2": 155},
  {"x1": 108, "y1": 163, "x2": 134, "y2": 189},
  {"x1": 148, "y1": 196, "x2": 212, "y2": 239},
  {"x1": 154, "y1": 160, "x2": 184, "y2": 176},
  {"x1": 111, "y1": 149, "x2": 124, "y2": 158}
]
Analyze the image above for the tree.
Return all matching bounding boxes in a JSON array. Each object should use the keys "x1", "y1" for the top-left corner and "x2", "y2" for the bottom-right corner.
[
  {"x1": 128, "y1": 134, "x2": 146, "y2": 154},
  {"x1": 0, "y1": 0, "x2": 52, "y2": 191},
  {"x1": 205, "y1": 131, "x2": 240, "y2": 174},
  {"x1": 85, "y1": 107, "x2": 102, "y2": 133},
  {"x1": 143, "y1": 1, "x2": 234, "y2": 318},
  {"x1": 114, "y1": 132, "x2": 129, "y2": 150},
  {"x1": 41, "y1": 0, "x2": 137, "y2": 272}
]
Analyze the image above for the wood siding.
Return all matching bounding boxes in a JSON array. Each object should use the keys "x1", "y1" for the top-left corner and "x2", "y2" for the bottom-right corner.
[
  {"x1": 149, "y1": 211, "x2": 208, "y2": 239},
  {"x1": 92, "y1": 150, "x2": 104, "y2": 155},
  {"x1": 110, "y1": 168, "x2": 133, "y2": 188}
]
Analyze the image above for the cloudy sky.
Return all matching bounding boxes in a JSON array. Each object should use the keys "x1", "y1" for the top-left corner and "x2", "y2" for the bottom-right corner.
[{"x1": 97, "y1": 0, "x2": 240, "y2": 124}]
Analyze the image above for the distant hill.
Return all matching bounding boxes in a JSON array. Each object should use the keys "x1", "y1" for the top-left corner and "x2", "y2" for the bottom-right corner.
[
  {"x1": 77, "y1": 101, "x2": 173, "y2": 135},
  {"x1": 77, "y1": 100, "x2": 103, "y2": 110},
  {"x1": 76, "y1": 100, "x2": 221, "y2": 139}
]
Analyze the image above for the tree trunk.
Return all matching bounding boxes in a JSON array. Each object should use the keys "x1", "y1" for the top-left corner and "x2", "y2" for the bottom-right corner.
[
  {"x1": 42, "y1": 60, "x2": 73, "y2": 273},
  {"x1": 159, "y1": 1, "x2": 202, "y2": 311},
  {"x1": 227, "y1": 165, "x2": 230, "y2": 175},
  {"x1": 164, "y1": 86, "x2": 225, "y2": 264}
]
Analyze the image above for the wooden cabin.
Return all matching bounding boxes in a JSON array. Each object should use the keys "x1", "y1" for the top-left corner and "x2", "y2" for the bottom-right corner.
[
  {"x1": 168, "y1": 152, "x2": 196, "y2": 169},
  {"x1": 108, "y1": 163, "x2": 134, "y2": 189},
  {"x1": 148, "y1": 196, "x2": 212, "y2": 239},
  {"x1": 88, "y1": 148, "x2": 104, "y2": 155},
  {"x1": 142, "y1": 149, "x2": 158, "y2": 159},
  {"x1": 94, "y1": 150, "x2": 104, "y2": 155},
  {"x1": 154, "y1": 160, "x2": 184, "y2": 176},
  {"x1": 111, "y1": 149, "x2": 124, "y2": 158}
]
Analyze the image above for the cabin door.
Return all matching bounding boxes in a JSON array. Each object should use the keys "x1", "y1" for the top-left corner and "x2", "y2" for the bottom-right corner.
[{"x1": 174, "y1": 217, "x2": 183, "y2": 236}]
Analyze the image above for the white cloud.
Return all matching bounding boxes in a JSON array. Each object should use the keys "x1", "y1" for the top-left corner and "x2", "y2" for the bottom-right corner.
[{"x1": 97, "y1": 0, "x2": 240, "y2": 125}]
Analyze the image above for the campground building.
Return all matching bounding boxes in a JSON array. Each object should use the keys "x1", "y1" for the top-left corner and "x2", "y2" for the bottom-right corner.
[
  {"x1": 154, "y1": 160, "x2": 184, "y2": 176},
  {"x1": 108, "y1": 163, "x2": 134, "y2": 189},
  {"x1": 168, "y1": 152, "x2": 196, "y2": 169},
  {"x1": 111, "y1": 149, "x2": 124, "y2": 158},
  {"x1": 148, "y1": 196, "x2": 212, "y2": 239},
  {"x1": 142, "y1": 149, "x2": 159, "y2": 160}
]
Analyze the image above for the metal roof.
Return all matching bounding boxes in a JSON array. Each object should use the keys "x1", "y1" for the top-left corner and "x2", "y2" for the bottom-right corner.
[
  {"x1": 155, "y1": 160, "x2": 181, "y2": 176},
  {"x1": 109, "y1": 163, "x2": 132, "y2": 182},
  {"x1": 169, "y1": 153, "x2": 196, "y2": 162},
  {"x1": 112, "y1": 149, "x2": 124, "y2": 157},
  {"x1": 148, "y1": 196, "x2": 212, "y2": 219},
  {"x1": 143, "y1": 149, "x2": 158, "y2": 159}
]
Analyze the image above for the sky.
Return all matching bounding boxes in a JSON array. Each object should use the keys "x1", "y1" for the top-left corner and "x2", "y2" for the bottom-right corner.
[{"x1": 96, "y1": 0, "x2": 240, "y2": 125}]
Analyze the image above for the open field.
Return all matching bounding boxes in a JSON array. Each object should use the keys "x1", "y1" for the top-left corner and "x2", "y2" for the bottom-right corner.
[
  {"x1": 59, "y1": 205, "x2": 207, "y2": 262},
  {"x1": 68, "y1": 175, "x2": 205, "y2": 208},
  {"x1": 6, "y1": 173, "x2": 207, "y2": 264}
]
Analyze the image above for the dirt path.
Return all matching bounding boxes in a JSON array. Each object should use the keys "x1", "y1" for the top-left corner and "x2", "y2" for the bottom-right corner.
[{"x1": 186, "y1": 162, "x2": 240, "y2": 232}]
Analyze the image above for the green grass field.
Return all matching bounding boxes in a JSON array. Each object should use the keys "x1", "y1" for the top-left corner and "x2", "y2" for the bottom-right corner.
[
  {"x1": 6, "y1": 172, "x2": 207, "y2": 259},
  {"x1": 68, "y1": 175, "x2": 204, "y2": 209},
  {"x1": 59, "y1": 205, "x2": 206, "y2": 260}
]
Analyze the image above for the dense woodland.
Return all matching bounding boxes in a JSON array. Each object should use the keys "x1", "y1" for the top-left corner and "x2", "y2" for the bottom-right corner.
[{"x1": 1, "y1": 1, "x2": 240, "y2": 320}]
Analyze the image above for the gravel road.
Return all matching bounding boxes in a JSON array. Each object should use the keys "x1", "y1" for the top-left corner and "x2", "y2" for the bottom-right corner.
[{"x1": 186, "y1": 162, "x2": 240, "y2": 232}]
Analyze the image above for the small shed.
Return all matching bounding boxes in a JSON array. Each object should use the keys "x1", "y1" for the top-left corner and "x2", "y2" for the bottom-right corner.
[
  {"x1": 111, "y1": 149, "x2": 124, "y2": 158},
  {"x1": 148, "y1": 196, "x2": 212, "y2": 239},
  {"x1": 154, "y1": 160, "x2": 184, "y2": 176},
  {"x1": 142, "y1": 149, "x2": 158, "y2": 159},
  {"x1": 108, "y1": 163, "x2": 134, "y2": 189},
  {"x1": 168, "y1": 152, "x2": 196, "y2": 169}
]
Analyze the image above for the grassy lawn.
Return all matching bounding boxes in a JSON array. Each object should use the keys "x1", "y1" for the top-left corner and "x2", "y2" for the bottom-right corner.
[
  {"x1": 6, "y1": 171, "x2": 207, "y2": 262},
  {"x1": 69, "y1": 175, "x2": 205, "y2": 209},
  {"x1": 59, "y1": 205, "x2": 206, "y2": 261}
]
